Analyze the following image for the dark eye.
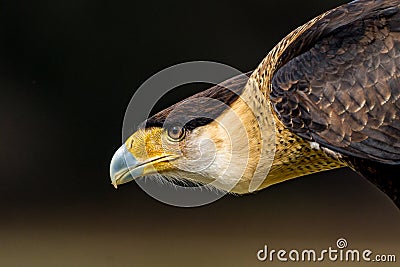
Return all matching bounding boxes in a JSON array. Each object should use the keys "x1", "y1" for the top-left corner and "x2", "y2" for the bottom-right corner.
[{"x1": 167, "y1": 126, "x2": 186, "y2": 141}]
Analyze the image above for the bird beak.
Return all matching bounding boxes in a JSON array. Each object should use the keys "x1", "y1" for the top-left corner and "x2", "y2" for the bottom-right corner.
[{"x1": 109, "y1": 144, "x2": 144, "y2": 189}]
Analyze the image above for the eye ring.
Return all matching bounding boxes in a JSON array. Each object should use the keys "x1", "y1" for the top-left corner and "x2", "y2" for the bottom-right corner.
[{"x1": 167, "y1": 126, "x2": 186, "y2": 142}]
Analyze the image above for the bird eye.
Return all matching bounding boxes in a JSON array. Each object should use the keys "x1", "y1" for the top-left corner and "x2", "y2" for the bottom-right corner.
[{"x1": 167, "y1": 126, "x2": 186, "y2": 141}]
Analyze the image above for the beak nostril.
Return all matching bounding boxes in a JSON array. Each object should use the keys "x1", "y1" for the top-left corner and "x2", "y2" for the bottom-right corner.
[{"x1": 127, "y1": 138, "x2": 135, "y2": 149}]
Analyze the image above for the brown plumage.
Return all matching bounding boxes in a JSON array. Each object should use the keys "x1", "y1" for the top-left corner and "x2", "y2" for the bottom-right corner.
[
  {"x1": 270, "y1": 0, "x2": 400, "y2": 163},
  {"x1": 254, "y1": 0, "x2": 400, "y2": 206},
  {"x1": 144, "y1": 72, "x2": 251, "y2": 131}
]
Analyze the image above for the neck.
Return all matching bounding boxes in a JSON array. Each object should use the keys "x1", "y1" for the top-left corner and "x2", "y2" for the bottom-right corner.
[
  {"x1": 224, "y1": 77, "x2": 345, "y2": 194},
  {"x1": 258, "y1": 115, "x2": 346, "y2": 190}
]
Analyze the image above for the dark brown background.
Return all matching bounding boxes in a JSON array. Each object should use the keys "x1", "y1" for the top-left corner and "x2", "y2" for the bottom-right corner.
[{"x1": 0, "y1": 0, "x2": 399, "y2": 266}]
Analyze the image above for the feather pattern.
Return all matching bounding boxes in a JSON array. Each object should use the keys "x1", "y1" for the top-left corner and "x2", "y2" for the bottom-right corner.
[
  {"x1": 245, "y1": 0, "x2": 400, "y2": 207},
  {"x1": 267, "y1": 0, "x2": 400, "y2": 164}
]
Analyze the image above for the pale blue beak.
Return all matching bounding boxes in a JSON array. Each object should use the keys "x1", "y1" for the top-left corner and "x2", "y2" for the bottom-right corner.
[{"x1": 109, "y1": 145, "x2": 144, "y2": 188}]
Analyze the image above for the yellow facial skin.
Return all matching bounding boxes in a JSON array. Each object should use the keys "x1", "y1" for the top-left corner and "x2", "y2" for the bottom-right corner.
[
  {"x1": 109, "y1": 127, "x2": 183, "y2": 188},
  {"x1": 124, "y1": 127, "x2": 182, "y2": 177}
]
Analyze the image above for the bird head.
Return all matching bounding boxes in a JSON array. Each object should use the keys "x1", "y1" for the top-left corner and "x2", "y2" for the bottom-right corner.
[{"x1": 110, "y1": 73, "x2": 276, "y2": 194}]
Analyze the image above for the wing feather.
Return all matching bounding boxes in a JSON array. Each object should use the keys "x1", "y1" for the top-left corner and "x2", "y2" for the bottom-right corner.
[{"x1": 270, "y1": 0, "x2": 400, "y2": 164}]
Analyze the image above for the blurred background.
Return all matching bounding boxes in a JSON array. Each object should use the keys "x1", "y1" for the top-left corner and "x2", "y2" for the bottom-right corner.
[{"x1": 1, "y1": 0, "x2": 399, "y2": 266}]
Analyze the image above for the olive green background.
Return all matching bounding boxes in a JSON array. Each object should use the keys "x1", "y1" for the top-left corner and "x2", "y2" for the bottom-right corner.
[{"x1": 1, "y1": 0, "x2": 399, "y2": 266}]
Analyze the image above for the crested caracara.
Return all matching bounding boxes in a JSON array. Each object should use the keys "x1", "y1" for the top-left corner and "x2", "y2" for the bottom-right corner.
[{"x1": 110, "y1": 0, "x2": 400, "y2": 208}]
